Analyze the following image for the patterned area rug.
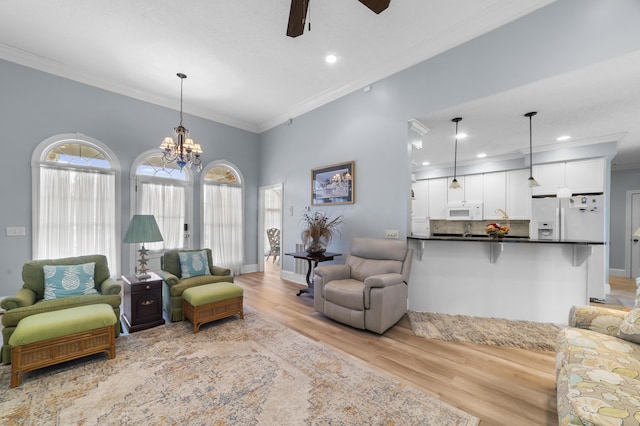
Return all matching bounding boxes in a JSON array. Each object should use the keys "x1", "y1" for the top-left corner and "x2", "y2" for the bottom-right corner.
[
  {"x1": 0, "y1": 309, "x2": 479, "y2": 425},
  {"x1": 408, "y1": 311, "x2": 563, "y2": 351}
]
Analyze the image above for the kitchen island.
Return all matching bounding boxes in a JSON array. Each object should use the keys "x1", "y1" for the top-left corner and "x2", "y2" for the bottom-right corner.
[{"x1": 407, "y1": 236, "x2": 606, "y2": 324}]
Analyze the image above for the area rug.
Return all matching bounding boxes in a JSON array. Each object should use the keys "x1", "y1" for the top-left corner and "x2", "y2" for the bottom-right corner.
[
  {"x1": 408, "y1": 311, "x2": 563, "y2": 352},
  {"x1": 0, "y1": 309, "x2": 478, "y2": 425}
]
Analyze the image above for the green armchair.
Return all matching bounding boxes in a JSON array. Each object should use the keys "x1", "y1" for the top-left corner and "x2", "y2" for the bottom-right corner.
[
  {"x1": 157, "y1": 249, "x2": 233, "y2": 322},
  {"x1": 1, "y1": 254, "x2": 122, "y2": 364}
]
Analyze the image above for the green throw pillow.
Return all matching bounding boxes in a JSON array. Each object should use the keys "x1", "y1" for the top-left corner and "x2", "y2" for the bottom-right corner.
[
  {"x1": 178, "y1": 250, "x2": 212, "y2": 278},
  {"x1": 43, "y1": 262, "x2": 99, "y2": 300}
]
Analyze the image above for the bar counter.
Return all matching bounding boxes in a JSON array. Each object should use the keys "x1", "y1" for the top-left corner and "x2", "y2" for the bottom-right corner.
[{"x1": 406, "y1": 236, "x2": 606, "y2": 324}]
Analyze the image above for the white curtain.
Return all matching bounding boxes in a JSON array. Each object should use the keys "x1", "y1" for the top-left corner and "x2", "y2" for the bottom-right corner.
[
  {"x1": 139, "y1": 182, "x2": 185, "y2": 250},
  {"x1": 37, "y1": 167, "x2": 117, "y2": 271},
  {"x1": 203, "y1": 184, "x2": 243, "y2": 274}
]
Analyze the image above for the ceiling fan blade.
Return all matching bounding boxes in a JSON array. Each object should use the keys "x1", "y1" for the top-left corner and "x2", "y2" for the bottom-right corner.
[
  {"x1": 287, "y1": 0, "x2": 309, "y2": 38},
  {"x1": 358, "y1": 0, "x2": 390, "y2": 14}
]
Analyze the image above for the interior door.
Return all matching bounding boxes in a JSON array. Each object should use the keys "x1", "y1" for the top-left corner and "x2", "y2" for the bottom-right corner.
[{"x1": 631, "y1": 192, "x2": 640, "y2": 278}]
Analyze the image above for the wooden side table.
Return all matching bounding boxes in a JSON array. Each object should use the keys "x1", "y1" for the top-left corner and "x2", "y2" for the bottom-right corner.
[
  {"x1": 285, "y1": 251, "x2": 342, "y2": 296},
  {"x1": 122, "y1": 271, "x2": 165, "y2": 333}
]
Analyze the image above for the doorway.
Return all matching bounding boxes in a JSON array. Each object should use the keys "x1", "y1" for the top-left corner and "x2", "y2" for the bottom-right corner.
[
  {"x1": 628, "y1": 190, "x2": 640, "y2": 278},
  {"x1": 258, "y1": 184, "x2": 283, "y2": 273}
]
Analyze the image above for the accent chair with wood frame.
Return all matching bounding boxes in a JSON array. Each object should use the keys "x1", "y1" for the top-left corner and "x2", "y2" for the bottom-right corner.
[
  {"x1": 1, "y1": 255, "x2": 122, "y2": 364},
  {"x1": 157, "y1": 249, "x2": 233, "y2": 322},
  {"x1": 313, "y1": 238, "x2": 413, "y2": 334}
]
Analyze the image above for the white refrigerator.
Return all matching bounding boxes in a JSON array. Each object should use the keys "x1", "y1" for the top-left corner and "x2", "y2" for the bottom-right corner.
[
  {"x1": 530, "y1": 195, "x2": 605, "y2": 242},
  {"x1": 530, "y1": 195, "x2": 607, "y2": 302}
]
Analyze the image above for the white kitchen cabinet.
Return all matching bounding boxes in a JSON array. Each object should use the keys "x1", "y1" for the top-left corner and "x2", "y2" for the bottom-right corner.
[
  {"x1": 428, "y1": 178, "x2": 448, "y2": 219},
  {"x1": 412, "y1": 180, "x2": 429, "y2": 218},
  {"x1": 482, "y1": 172, "x2": 506, "y2": 220},
  {"x1": 565, "y1": 158, "x2": 605, "y2": 194},
  {"x1": 531, "y1": 162, "x2": 565, "y2": 196},
  {"x1": 447, "y1": 174, "x2": 483, "y2": 204},
  {"x1": 506, "y1": 169, "x2": 532, "y2": 219},
  {"x1": 532, "y1": 158, "x2": 605, "y2": 196}
]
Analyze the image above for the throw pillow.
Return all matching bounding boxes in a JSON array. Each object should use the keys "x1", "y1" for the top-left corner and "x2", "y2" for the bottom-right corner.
[
  {"x1": 619, "y1": 309, "x2": 640, "y2": 344},
  {"x1": 43, "y1": 262, "x2": 99, "y2": 300},
  {"x1": 178, "y1": 250, "x2": 212, "y2": 278}
]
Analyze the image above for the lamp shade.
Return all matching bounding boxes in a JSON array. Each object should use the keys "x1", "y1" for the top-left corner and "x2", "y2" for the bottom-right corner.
[
  {"x1": 634, "y1": 227, "x2": 640, "y2": 237},
  {"x1": 123, "y1": 215, "x2": 163, "y2": 243}
]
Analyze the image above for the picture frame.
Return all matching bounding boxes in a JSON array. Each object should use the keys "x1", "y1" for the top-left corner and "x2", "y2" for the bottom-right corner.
[{"x1": 311, "y1": 161, "x2": 355, "y2": 205}]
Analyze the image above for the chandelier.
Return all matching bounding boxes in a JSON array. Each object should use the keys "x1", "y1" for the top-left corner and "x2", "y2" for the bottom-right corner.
[{"x1": 160, "y1": 73, "x2": 203, "y2": 171}]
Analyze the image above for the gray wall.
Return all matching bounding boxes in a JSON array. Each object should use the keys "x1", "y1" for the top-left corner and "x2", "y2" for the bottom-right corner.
[
  {"x1": 611, "y1": 168, "x2": 640, "y2": 270},
  {"x1": 0, "y1": 60, "x2": 259, "y2": 296},
  {"x1": 260, "y1": 0, "x2": 640, "y2": 273},
  {"x1": 2, "y1": 0, "x2": 640, "y2": 296}
]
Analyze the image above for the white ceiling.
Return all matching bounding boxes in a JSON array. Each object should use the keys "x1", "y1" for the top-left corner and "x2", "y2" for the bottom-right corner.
[
  {"x1": 0, "y1": 0, "x2": 551, "y2": 133},
  {"x1": 412, "y1": 49, "x2": 640, "y2": 172},
  {"x1": 1, "y1": 1, "x2": 638, "y2": 170}
]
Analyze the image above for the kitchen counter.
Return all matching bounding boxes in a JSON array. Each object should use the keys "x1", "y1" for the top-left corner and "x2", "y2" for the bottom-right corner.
[
  {"x1": 409, "y1": 235, "x2": 606, "y2": 245},
  {"x1": 406, "y1": 236, "x2": 607, "y2": 324}
]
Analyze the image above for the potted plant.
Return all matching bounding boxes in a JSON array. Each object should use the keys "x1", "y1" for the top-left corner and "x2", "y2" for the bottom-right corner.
[{"x1": 300, "y1": 210, "x2": 343, "y2": 255}]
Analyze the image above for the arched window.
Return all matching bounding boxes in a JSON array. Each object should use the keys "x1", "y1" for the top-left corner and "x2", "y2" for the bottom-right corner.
[
  {"x1": 131, "y1": 151, "x2": 193, "y2": 252},
  {"x1": 202, "y1": 161, "x2": 244, "y2": 274},
  {"x1": 32, "y1": 133, "x2": 121, "y2": 274}
]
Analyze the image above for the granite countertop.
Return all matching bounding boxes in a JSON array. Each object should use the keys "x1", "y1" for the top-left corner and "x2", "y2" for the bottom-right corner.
[{"x1": 407, "y1": 235, "x2": 605, "y2": 245}]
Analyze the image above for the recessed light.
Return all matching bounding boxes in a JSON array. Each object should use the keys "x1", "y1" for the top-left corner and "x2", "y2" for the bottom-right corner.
[
  {"x1": 477, "y1": 153, "x2": 487, "y2": 158},
  {"x1": 422, "y1": 161, "x2": 430, "y2": 166},
  {"x1": 556, "y1": 135, "x2": 571, "y2": 141},
  {"x1": 325, "y1": 54, "x2": 338, "y2": 64}
]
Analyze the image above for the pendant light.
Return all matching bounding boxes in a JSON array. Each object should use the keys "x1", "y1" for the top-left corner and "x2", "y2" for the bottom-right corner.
[
  {"x1": 525, "y1": 111, "x2": 540, "y2": 187},
  {"x1": 159, "y1": 73, "x2": 203, "y2": 172},
  {"x1": 449, "y1": 117, "x2": 462, "y2": 189}
]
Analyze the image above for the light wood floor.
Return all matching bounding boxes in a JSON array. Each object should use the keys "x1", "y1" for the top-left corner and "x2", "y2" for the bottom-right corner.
[{"x1": 235, "y1": 262, "x2": 636, "y2": 426}]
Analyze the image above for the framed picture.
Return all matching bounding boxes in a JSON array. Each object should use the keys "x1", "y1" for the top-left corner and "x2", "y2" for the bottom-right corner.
[{"x1": 311, "y1": 161, "x2": 355, "y2": 205}]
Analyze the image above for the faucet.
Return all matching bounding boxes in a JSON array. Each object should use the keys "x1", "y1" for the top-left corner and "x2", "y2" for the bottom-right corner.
[{"x1": 464, "y1": 223, "x2": 471, "y2": 237}]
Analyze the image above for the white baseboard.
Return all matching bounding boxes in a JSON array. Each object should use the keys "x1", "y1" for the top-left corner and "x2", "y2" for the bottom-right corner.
[
  {"x1": 280, "y1": 270, "x2": 307, "y2": 286},
  {"x1": 240, "y1": 264, "x2": 259, "y2": 274},
  {"x1": 609, "y1": 268, "x2": 627, "y2": 277}
]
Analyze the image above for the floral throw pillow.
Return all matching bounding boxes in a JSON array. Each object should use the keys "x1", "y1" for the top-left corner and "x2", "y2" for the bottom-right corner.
[
  {"x1": 43, "y1": 262, "x2": 98, "y2": 300},
  {"x1": 178, "y1": 250, "x2": 212, "y2": 279},
  {"x1": 619, "y1": 309, "x2": 640, "y2": 344}
]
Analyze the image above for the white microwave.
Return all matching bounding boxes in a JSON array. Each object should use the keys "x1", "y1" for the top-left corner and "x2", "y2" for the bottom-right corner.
[{"x1": 446, "y1": 203, "x2": 483, "y2": 221}]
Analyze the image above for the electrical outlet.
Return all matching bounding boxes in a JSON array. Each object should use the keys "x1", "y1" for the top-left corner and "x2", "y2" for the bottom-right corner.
[
  {"x1": 385, "y1": 229, "x2": 399, "y2": 239},
  {"x1": 6, "y1": 227, "x2": 26, "y2": 236}
]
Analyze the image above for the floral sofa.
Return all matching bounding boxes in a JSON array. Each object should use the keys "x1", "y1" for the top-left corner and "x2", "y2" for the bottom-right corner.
[{"x1": 557, "y1": 282, "x2": 640, "y2": 425}]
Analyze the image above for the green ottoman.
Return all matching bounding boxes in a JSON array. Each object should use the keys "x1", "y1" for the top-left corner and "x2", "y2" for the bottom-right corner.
[
  {"x1": 9, "y1": 304, "x2": 117, "y2": 388},
  {"x1": 182, "y1": 282, "x2": 244, "y2": 333}
]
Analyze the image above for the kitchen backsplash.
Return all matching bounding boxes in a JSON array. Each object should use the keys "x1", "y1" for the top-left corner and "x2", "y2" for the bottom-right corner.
[{"x1": 430, "y1": 220, "x2": 530, "y2": 238}]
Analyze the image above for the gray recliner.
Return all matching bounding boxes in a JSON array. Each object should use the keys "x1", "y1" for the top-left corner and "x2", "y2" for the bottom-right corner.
[{"x1": 313, "y1": 238, "x2": 413, "y2": 334}]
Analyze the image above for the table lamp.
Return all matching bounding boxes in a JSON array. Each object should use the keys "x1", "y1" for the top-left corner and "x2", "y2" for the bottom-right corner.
[{"x1": 123, "y1": 214, "x2": 163, "y2": 279}]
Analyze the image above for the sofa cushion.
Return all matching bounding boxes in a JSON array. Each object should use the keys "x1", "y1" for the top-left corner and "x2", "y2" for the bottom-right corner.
[
  {"x1": 324, "y1": 279, "x2": 365, "y2": 310},
  {"x1": 556, "y1": 327, "x2": 640, "y2": 376},
  {"x1": 620, "y1": 309, "x2": 640, "y2": 344},
  {"x1": 22, "y1": 255, "x2": 110, "y2": 300},
  {"x1": 557, "y1": 363, "x2": 640, "y2": 425},
  {"x1": 162, "y1": 249, "x2": 215, "y2": 278},
  {"x1": 8, "y1": 304, "x2": 116, "y2": 347},
  {"x1": 43, "y1": 262, "x2": 98, "y2": 300},
  {"x1": 178, "y1": 250, "x2": 212, "y2": 278}
]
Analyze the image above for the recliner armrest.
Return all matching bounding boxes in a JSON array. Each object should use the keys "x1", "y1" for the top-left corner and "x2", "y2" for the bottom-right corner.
[
  {"x1": 0, "y1": 288, "x2": 36, "y2": 310},
  {"x1": 156, "y1": 270, "x2": 180, "y2": 287},
  {"x1": 314, "y1": 265, "x2": 351, "y2": 284},
  {"x1": 99, "y1": 278, "x2": 122, "y2": 295},
  {"x1": 364, "y1": 273, "x2": 405, "y2": 288}
]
